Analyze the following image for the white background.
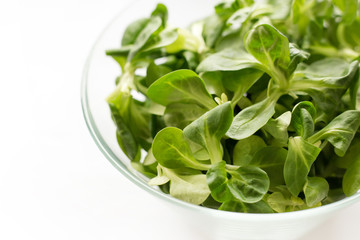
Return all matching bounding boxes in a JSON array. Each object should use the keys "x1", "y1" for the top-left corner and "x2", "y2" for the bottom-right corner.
[{"x1": 1, "y1": 0, "x2": 360, "y2": 239}]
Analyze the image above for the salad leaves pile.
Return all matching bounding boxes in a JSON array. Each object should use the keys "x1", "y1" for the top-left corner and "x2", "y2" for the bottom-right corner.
[{"x1": 106, "y1": 0, "x2": 360, "y2": 213}]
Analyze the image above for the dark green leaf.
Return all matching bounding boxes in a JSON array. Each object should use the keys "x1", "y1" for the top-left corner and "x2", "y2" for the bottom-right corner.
[
  {"x1": 219, "y1": 200, "x2": 273, "y2": 213},
  {"x1": 121, "y1": 18, "x2": 150, "y2": 46},
  {"x1": 233, "y1": 135, "x2": 266, "y2": 166},
  {"x1": 110, "y1": 105, "x2": 140, "y2": 161},
  {"x1": 146, "y1": 62, "x2": 172, "y2": 87},
  {"x1": 251, "y1": 146, "x2": 288, "y2": 188}
]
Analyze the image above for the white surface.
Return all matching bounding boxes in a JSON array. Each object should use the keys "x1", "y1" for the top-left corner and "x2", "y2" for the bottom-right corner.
[{"x1": 0, "y1": 1, "x2": 360, "y2": 239}]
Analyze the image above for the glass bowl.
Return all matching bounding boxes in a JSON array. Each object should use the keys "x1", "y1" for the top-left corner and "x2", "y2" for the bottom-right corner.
[{"x1": 81, "y1": 0, "x2": 360, "y2": 239}]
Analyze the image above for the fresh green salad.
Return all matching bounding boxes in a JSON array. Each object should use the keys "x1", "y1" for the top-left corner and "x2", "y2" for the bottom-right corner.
[{"x1": 106, "y1": 0, "x2": 360, "y2": 213}]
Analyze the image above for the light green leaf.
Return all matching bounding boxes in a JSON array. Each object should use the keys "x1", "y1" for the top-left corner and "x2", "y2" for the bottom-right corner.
[
  {"x1": 290, "y1": 101, "x2": 316, "y2": 139},
  {"x1": 196, "y1": 48, "x2": 263, "y2": 73},
  {"x1": 183, "y1": 102, "x2": 233, "y2": 164},
  {"x1": 147, "y1": 69, "x2": 216, "y2": 109},
  {"x1": 332, "y1": 0, "x2": 358, "y2": 24},
  {"x1": 307, "y1": 110, "x2": 360, "y2": 157},
  {"x1": 304, "y1": 177, "x2": 329, "y2": 207},
  {"x1": 164, "y1": 103, "x2": 207, "y2": 129},
  {"x1": 227, "y1": 96, "x2": 278, "y2": 140},
  {"x1": 227, "y1": 166, "x2": 270, "y2": 203},
  {"x1": 162, "y1": 167, "x2": 210, "y2": 205},
  {"x1": 267, "y1": 191, "x2": 307, "y2": 213},
  {"x1": 263, "y1": 111, "x2": 291, "y2": 144},
  {"x1": 152, "y1": 127, "x2": 209, "y2": 170},
  {"x1": 244, "y1": 24, "x2": 290, "y2": 84},
  {"x1": 284, "y1": 137, "x2": 321, "y2": 196},
  {"x1": 206, "y1": 161, "x2": 232, "y2": 202}
]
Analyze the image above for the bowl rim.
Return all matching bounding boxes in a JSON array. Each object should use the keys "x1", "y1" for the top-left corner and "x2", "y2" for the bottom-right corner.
[{"x1": 80, "y1": 1, "x2": 360, "y2": 220}]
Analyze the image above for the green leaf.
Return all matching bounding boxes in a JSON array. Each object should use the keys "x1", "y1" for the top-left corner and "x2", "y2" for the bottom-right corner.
[
  {"x1": 233, "y1": 135, "x2": 267, "y2": 166},
  {"x1": 165, "y1": 28, "x2": 204, "y2": 54},
  {"x1": 332, "y1": 0, "x2": 358, "y2": 25},
  {"x1": 219, "y1": 200, "x2": 273, "y2": 213},
  {"x1": 343, "y1": 156, "x2": 360, "y2": 196},
  {"x1": 196, "y1": 48, "x2": 263, "y2": 73},
  {"x1": 152, "y1": 127, "x2": 209, "y2": 170},
  {"x1": 291, "y1": 60, "x2": 359, "y2": 121},
  {"x1": 222, "y1": 69, "x2": 264, "y2": 106},
  {"x1": 146, "y1": 62, "x2": 172, "y2": 87},
  {"x1": 121, "y1": 18, "x2": 150, "y2": 46},
  {"x1": 110, "y1": 105, "x2": 140, "y2": 161},
  {"x1": 182, "y1": 51, "x2": 199, "y2": 70},
  {"x1": 284, "y1": 137, "x2": 321, "y2": 196},
  {"x1": 244, "y1": 24, "x2": 290, "y2": 84},
  {"x1": 202, "y1": 14, "x2": 225, "y2": 48},
  {"x1": 263, "y1": 111, "x2": 291, "y2": 144},
  {"x1": 206, "y1": 161, "x2": 232, "y2": 202},
  {"x1": 147, "y1": 69, "x2": 216, "y2": 109},
  {"x1": 183, "y1": 102, "x2": 233, "y2": 164},
  {"x1": 128, "y1": 16, "x2": 162, "y2": 60},
  {"x1": 162, "y1": 167, "x2": 210, "y2": 205},
  {"x1": 215, "y1": 0, "x2": 252, "y2": 18},
  {"x1": 148, "y1": 165, "x2": 170, "y2": 186},
  {"x1": 267, "y1": 191, "x2": 308, "y2": 213},
  {"x1": 288, "y1": 43, "x2": 310, "y2": 74},
  {"x1": 131, "y1": 162, "x2": 157, "y2": 178},
  {"x1": 142, "y1": 29, "x2": 178, "y2": 52},
  {"x1": 304, "y1": 177, "x2": 329, "y2": 207},
  {"x1": 151, "y1": 3, "x2": 168, "y2": 27},
  {"x1": 335, "y1": 137, "x2": 360, "y2": 169},
  {"x1": 227, "y1": 166, "x2": 270, "y2": 203},
  {"x1": 307, "y1": 110, "x2": 360, "y2": 157},
  {"x1": 337, "y1": 19, "x2": 360, "y2": 51},
  {"x1": 350, "y1": 70, "x2": 360, "y2": 109},
  {"x1": 207, "y1": 161, "x2": 270, "y2": 203},
  {"x1": 200, "y1": 72, "x2": 227, "y2": 97},
  {"x1": 164, "y1": 103, "x2": 207, "y2": 129},
  {"x1": 290, "y1": 101, "x2": 316, "y2": 139},
  {"x1": 227, "y1": 96, "x2": 278, "y2": 140},
  {"x1": 251, "y1": 146, "x2": 288, "y2": 188}
]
